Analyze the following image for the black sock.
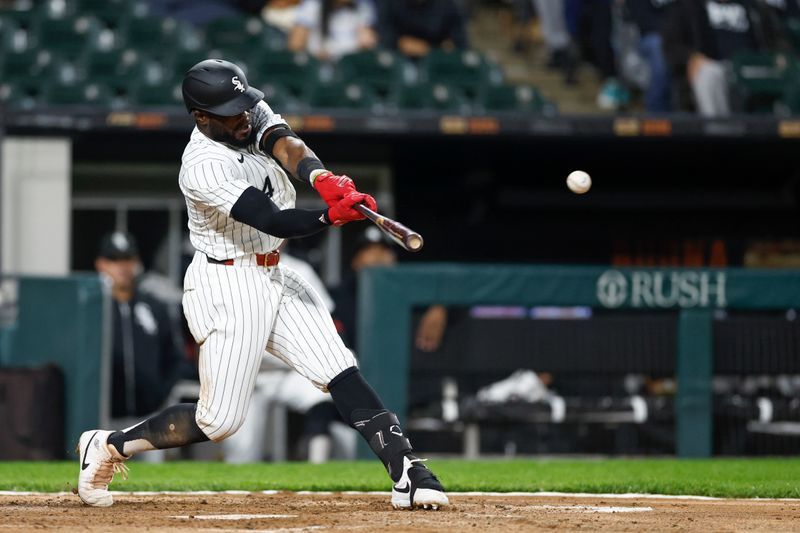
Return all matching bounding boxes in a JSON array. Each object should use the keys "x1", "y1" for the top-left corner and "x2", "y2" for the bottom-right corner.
[
  {"x1": 329, "y1": 367, "x2": 412, "y2": 481},
  {"x1": 108, "y1": 403, "x2": 209, "y2": 457}
]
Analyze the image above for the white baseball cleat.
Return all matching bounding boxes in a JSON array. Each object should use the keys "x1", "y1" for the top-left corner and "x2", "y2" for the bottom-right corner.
[
  {"x1": 391, "y1": 456, "x2": 449, "y2": 510},
  {"x1": 77, "y1": 430, "x2": 128, "y2": 507}
]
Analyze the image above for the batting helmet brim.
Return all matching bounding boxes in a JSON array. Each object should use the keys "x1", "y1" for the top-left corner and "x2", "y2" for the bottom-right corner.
[{"x1": 197, "y1": 86, "x2": 265, "y2": 116}]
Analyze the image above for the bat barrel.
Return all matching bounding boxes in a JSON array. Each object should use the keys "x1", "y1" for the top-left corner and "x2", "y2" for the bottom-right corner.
[{"x1": 353, "y1": 204, "x2": 424, "y2": 252}]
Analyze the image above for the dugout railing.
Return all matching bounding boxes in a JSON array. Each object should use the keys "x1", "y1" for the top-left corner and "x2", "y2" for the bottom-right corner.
[{"x1": 357, "y1": 265, "x2": 800, "y2": 459}]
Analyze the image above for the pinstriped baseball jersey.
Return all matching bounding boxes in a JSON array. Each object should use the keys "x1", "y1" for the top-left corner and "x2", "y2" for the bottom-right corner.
[
  {"x1": 179, "y1": 101, "x2": 296, "y2": 260},
  {"x1": 178, "y1": 100, "x2": 357, "y2": 442}
]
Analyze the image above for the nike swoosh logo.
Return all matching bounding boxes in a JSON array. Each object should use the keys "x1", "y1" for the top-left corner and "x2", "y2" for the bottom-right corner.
[
  {"x1": 81, "y1": 431, "x2": 98, "y2": 470},
  {"x1": 237, "y1": 154, "x2": 244, "y2": 163},
  {"x1": 394, "y1": 482, "x2": 410, "y2": 493}
]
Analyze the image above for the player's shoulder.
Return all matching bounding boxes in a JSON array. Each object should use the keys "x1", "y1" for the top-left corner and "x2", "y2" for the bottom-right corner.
[{"x1": 181, "y1": 128, "x2": 239, "y2": 170}]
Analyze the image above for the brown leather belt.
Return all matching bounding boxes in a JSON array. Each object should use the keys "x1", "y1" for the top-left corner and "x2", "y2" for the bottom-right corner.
[{"x1": 206, "y1": 251, "x2": 280, "y2": 267}]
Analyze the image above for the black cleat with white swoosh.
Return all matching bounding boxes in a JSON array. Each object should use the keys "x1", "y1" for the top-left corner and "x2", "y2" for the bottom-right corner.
[{"x1": 391, "y1": 456, "x2": 449, "y2": 510}]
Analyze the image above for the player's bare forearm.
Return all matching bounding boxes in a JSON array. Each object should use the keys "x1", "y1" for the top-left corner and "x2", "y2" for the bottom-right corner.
[{"x1": 271, "y1": 135, "x2": 318, "y2": 183}]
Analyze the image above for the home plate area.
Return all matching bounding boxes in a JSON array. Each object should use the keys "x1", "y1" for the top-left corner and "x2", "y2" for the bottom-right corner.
[{"x1": 1, "y1": 492, "x2": 796, "y2": 532}]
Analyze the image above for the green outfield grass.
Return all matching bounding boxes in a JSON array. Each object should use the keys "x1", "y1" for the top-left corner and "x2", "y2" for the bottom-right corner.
[{"x1": 1, "y1": 459, "x2": 798, "y2": 498}]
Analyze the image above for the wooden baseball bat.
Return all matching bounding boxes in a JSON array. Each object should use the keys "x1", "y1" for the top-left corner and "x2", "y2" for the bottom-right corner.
[{"x1": 354, "y1": 204, "x2": 424, "y2": 252}]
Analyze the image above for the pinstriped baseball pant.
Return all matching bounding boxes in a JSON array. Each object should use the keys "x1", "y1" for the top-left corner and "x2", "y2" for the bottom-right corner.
[{"x1": 182, "y1": 252, "x2": 356, "y2": 441}]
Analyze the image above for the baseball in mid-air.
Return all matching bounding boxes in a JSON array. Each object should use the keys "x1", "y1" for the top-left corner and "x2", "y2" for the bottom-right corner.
[{"x1": 566, "y1": 170, "x2": 592, "y2": 194}]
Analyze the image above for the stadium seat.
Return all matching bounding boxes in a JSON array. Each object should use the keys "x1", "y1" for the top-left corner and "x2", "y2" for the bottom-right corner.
[
  {"x1": 0, "y1": 48, "x2": 57, "y2": 82},
  {"x1": 254, "y1": 80, "x2": 300, "y2": 113},
  {"x1": 41, "y1": 80, "x2": 112, "y2": 107},
  {"x1": 730, "y1": 52, "x2": 790, "y2": 113},
  {"x1": 121, "y1": 16, "x2": 202, "y2": 57},
  {"x1": 31, "y1": 14, "x2": 102, "y2": 55},
  {"x1": 336, "y1": 49, "x2": 405, "y2": 97},
  {"x1": 205, "y1": 15, "x2": 263, "y2": 51},
  {"x1": 74, "y1": 0, "x2": 149, "y2": 29},
  {"x1": 247, "y1": 51, "x2": 321, "y2": 98},
  {"x1": 79, "y1": 47, "x2": 145, "y2": 90},
  {"x1": 784, "y1": 17, "x2": 800, "y2": 52},
  {"x1": 0, "y1": 79, "x2": 41, "y2": 110},
  {"x1": 421, "y1": 49, "x2": 503, "y2": 99},
  {"x1": 129, "y1": 79, "x2": 184, "y2": 108},
  {"x1": 169, "y1": 48, "x2": 217, "y2": 78},
  {"x1": 306, "y1": 81, "x2": 376, "y2": 110},
  {"x1": 480, "y1": 84, "x2": 555, "y2": 114},
  {"x1": 0, "y1": 6, "x2": 38, "y2": 32},
  {"x1": 392, "y1": 82, "x2": 467, "y2": 112}
]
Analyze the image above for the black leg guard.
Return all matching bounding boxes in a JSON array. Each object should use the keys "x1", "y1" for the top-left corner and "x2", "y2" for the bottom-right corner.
[
  {"x1": 329, "y1": 367, "x2": 412, "y2": 481},
  {"x1": 351, "y1": 409, "x2": 413, "y2": 482},
  {"x1": 107, "y1": 403, "x2": 209, "y2": 457}
]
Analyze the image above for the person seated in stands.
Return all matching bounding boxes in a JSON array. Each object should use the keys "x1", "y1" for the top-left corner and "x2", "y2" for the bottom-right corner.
[
  {"x1": 287, "y1": 0, "x2": 377, "y2": 61},
  {"x1": 380, "y1": 0, "x2": 469, "y2": 58},
  {"x1": 240, "y1": 0, "x2": 303, "y2": 34},
  {"x1": 662, "y1": 0, "x2": 789, "y2": 117},
  {"x1": 624, "y1": 0, "x2": 674, "y2": 112},
  {"x1": 94, "y1": 232, "x2": 195, "y2": 425}
]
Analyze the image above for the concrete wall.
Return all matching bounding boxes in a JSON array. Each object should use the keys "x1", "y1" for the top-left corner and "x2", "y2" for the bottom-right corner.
[{"x1": 1, "y1": 137, "x2": 71, "y2": 275}]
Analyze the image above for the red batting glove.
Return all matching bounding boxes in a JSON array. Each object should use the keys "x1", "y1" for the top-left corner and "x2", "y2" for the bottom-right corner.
[
  {"x1": 327, "y1": 192, "x2": 377, "y2": 226},
  {"x1": 313, "y1": 171, "x2": 356, "y2": 208}
]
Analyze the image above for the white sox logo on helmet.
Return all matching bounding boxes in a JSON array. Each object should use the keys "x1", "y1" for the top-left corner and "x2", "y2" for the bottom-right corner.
[{"x1": 231, "y1": 76, "x2": 245, "y2": 92}]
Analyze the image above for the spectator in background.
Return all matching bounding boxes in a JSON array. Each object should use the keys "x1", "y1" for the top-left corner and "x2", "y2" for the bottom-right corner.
[
  {"x1": 624, "y1": 0, "x2": 674, "y2": 112},
  {"x1": 240, "y1": 0, "x2": 303, "y2": 34},
  {"x1": 662, "y1": 0, "x2": 788, "y2": 116},
  {"x1": 94, "y1": 232, "x2": 194, "y2": 422},
  {"x1": 565, "y1": 0, "x2": 631, "y2": 110},
  {"x1": 380, "y1": 0, "x2": 469, "y2": 58},
  {"x1": 288, "y1": 0, "x2": 377, "y2": 61},
  {"x1": 532, "y1": 0, "x2": 578, "y2": 84}
]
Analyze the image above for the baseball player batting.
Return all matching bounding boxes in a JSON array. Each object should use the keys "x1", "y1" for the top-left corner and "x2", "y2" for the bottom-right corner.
[{"x1": 77, "y1": 59, "x2": 448, "y2": 510}]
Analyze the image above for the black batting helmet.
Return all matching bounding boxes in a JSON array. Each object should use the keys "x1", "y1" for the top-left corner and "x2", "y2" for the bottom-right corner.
[{"x1": 182, "y1": 59, "x2": 264, "y2": 116}]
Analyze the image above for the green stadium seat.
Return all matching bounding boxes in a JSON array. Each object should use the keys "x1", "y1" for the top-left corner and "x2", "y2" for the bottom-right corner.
[
  {"x1": 41, "y1": 80, "x2": 112, "y2": 107},
  {"x1": 129, "y1": 79, "x2": 184, "y2": 108},
  {"x1": 730, "y1": 52, "x2": 790, "y2": 113},
  {"x1": 121, "y1": 16, "x2": 202, "y2": 56},
  {"x1": 31, "y1": 14, "x2": 102, "y2": 55},
  {"x1": 480, "y1": 84, "x2": 554, "y2": 114},
  {"x1": 336, "y1": 49, "x2": 405, "y2": 97},
  {"x1": 75, "y1": 0, "x2": 150, "y2": 29},
  {"x1": 205, "y1": 15, "x2": 263, "y2": 50},
  {"x1": 421, "y1": 49, "x2": 503, "y2": 99},
  {"x1": 0, "y1": 7, "x2": 38, "y2": 31},
  {"x1": 306, "y1": 81, "x2": 376, "y2": 110},
  {"x1": 247, "y1": 51, "x2": 321, "y2": 98},
  {"x1": 0, "y1": 48, "x2": 56, "y2": 82},
  {"x1": 79, "y1": 47, "x2": 145, "y2": 90},
  {"x1": 255, "y1": 80, "x2": 301, "y2": 113},
  {"x1": 169, "y1": 48, "x2": 217, "y2": 77},
  {"x1": 784, "y1": 17, "x2": 800, "y2": 52},
  {"x1": 392, "y1": 82, "x2": 467, "y2": 112},
  {"x1": 0, "y1": 79, "x2": 41, "y2": 110}
]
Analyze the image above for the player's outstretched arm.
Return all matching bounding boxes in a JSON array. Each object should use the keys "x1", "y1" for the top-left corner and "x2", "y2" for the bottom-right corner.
[
  {"x1": 261, "y1": 126, "x2": 363, "y2": 208},
  {"x1": 230, "y1": 187, "x2": 376, "y2": 236}
]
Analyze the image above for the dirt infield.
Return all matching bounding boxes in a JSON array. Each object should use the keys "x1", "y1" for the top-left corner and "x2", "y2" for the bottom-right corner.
[{"x1": 1, "y1": 492, "x2": 799, "y2": 532}]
